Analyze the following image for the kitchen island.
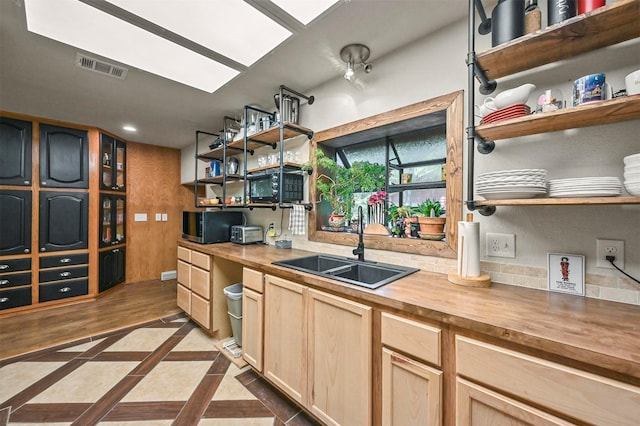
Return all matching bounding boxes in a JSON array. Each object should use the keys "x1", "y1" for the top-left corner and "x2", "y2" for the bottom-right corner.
[{"x1": 178, "y1": 240, "x2": 640, "y2": 425}]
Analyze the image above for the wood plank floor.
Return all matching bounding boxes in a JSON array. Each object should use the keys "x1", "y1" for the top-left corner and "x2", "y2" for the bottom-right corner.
[{"x1": 0, "y1": 279, "x2": 181, "y2": 361}]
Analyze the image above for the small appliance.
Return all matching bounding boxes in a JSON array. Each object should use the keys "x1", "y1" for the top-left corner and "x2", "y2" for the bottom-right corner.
[
  {"x1": 230, "y1": 225, "x2": 264, "y2": 245},
  {"x1": 182, "y1": 211, "x2": 243, "y2": 244},
  {"x1": 248, "y1": 171, "x2": 304, "y2": 203}
]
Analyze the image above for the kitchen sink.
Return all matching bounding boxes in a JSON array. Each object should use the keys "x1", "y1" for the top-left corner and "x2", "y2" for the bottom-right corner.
[{"x1": 273, "y1": 254, "x2": 418, "y2": 289}]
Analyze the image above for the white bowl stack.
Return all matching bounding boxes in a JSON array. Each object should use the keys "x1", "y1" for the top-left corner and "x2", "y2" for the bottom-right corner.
[
  {"x1": 476, "y1": 169, "x2": 547, "y2": 199},
  {"x1": 624, "y1": 153, "x2": 640, "y2": 196}
]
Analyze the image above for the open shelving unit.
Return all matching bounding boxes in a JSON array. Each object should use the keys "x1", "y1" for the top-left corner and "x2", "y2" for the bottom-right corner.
[{"x1": 466, "y1": 0, "x2": 640, "y2": 215}]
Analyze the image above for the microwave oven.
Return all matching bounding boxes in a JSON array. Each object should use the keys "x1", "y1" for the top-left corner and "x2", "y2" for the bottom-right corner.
[
  {"x1": 248, "y1": 172, "x2": 304, "y2": 203},
  {"x1": 182, "y1": 211, "x2": 243, "y2": 244}
]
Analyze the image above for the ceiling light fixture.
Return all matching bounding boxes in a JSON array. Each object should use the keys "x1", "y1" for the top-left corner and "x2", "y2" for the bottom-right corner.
[
  {"x1": 340, "y1": 43, "x2": 371, "y2": 82},
  {"x1": 122, "y1": 125, "x2": 137, "y2": 132}
]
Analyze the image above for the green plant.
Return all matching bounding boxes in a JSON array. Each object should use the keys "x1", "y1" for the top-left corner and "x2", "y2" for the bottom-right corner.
[
  {"x1": 303, "y1": 149, "x2": 385, "y2": 219},
  {"x1": 415, "y1": 199, "x2": 443, "y2": 218}
]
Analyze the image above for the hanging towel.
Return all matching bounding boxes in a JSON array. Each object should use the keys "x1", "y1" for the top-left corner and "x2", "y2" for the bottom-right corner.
[{"x1": 289, "y1": 205, "x2": 306, "y2": 235}]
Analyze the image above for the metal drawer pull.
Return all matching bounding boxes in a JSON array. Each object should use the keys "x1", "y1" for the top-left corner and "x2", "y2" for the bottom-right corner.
[
  {"x1": 59, "y1": 287, "x2": 71, "y2": 293},
  {"x1": 0, "y1": 297, "x2": 8, "y2": 303},
  {"x1": 59, "y1": 271, "x2": 71, "y2": 277},
  {"x1": 0, "y1": 280, "x2": 9, "y2": 285},
  {"x1": 0, "y1": 264, "x2": 8, "y2": 270},
  {"x1": 59, "y1": 258, "x2": 72, "y2": 263}
]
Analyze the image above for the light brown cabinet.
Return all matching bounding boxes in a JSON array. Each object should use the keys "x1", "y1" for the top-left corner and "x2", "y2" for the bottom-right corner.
[
  {"x1": 455, "y1": 335, "x2": 640, "y2": 426},
  {"x1": 262, "y1": 274, "x2": 372, "y2": 425},
  {"x1": 380, "y1": 312, "x2": 442, "y2": 426},
  {"x1": 176, "y1": 245, "x2": 242, "y2": 336},
  {"x1": 242, "y1": 267, "x2": 264, "y2": 372}
]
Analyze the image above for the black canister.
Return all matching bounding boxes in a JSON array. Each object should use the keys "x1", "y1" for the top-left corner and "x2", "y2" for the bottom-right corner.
[
  {"x1": 547, "y1": 0, "x2": 576, "y2": 26},
  {"x1": 491, "y1": 0, "x2": 525, "y2": 47}
]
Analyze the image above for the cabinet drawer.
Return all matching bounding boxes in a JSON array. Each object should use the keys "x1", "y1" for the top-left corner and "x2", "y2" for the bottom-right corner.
[
  {"x1": 191, "y1": 250, "x2": 210, "y2": 270},
  {"x1": 243, "y1": 267, "x2": 263, "y2": 293},
  {"x1": 177, "y1": 284, "x2": 191, "y2": 315},
  {"x1": 191, "y1": 292, "x2": 210, "y2": 329},
  {"x1": 40, "y1": 253, "x2": 88, "y2": 268},
  {"x1": 0, "y1": 258, "x2": 31, "y2": 273},
  {"x1": 0, "y1": 286, "x2": 32, "y2": 310},
  {"x1": 456, "y1": 336, "x2": 640, "y2": 425},
  {"x1": 177, "y1": 246, "x2": 191, "y2": 262},
  {"x1": 190, "y1": 266, "x2": 210, "y2": 299},
  {"x1": 39, "y1": 278, "x2": 88, "y2": 302},
  {"x1": 39, "y1": 265, "x2": 89, "y2": 283},
  {"x1": 177, "y1": 260, "x2": 191, "y2": 288},
  {"x1": 0, "y1": 271, "x2": 31, "y2": 289},
  {"x1": 381, "y1": 312, "x2": 441, "y2": 366}
]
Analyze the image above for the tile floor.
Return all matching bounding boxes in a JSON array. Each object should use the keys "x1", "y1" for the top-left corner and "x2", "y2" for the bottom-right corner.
[{"x1": 0, "y1": 314, "x2": 320, "y2": 425}]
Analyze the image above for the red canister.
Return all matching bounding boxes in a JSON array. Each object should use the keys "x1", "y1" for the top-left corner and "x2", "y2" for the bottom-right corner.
[{"x1": 578, "y1": 0, "x2": 605, "y2": 14}]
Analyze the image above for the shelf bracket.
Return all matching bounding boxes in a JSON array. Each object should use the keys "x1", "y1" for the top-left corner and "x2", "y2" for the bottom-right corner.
[
  {"x1": 466, "y1": 200, "x2": 496, "y2": 216},
  {"x1": 467, "y1": 126, "x2": 495, "y2": 154},
  {"x1": 467, "y1": 52, "x2": 497, "y2": 95},
  {"x1": 474, "y1": 0, "x2": 492, "y2": 35}
]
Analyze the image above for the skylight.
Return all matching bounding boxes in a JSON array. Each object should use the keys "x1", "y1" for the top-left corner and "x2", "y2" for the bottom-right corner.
[
  {"x1": 105, "y1": 0, "x2": 292, "y2": 66},
  {"x1": 271, "y1": 0, "x2": 341, "y2": 25},
  {"x1": 24, "y1": 0, "x2": 239, "y2": 93}
]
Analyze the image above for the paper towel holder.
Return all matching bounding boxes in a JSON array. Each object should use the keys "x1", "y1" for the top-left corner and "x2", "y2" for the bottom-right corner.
[{"x1": 447, "y1": 213, "x2": 491, "y2": 287}]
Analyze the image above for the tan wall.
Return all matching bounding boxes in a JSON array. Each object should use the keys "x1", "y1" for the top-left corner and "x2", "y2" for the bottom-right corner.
[{"x1": 126, "y1": 142, "x2": 193, "y2": 283}]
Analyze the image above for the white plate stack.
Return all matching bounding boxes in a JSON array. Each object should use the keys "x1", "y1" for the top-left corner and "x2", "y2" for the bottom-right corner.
[
  {"x1": 623, "y1": 153, "x2": 640, "y2": 196},
  {"x1": 476, "y1": 169, "x2": 547, "y2": 199},
  {"x1": 548, "y1": 177, "x2": 622, "y2": 198}
]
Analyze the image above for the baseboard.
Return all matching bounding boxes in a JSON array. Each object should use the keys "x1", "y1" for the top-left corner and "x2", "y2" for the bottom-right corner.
[{"x1": 161, "y1": 270, "x2": 177, "y2": 281}]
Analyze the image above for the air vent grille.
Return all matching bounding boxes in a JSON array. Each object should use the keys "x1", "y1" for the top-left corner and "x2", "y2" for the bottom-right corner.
[{"x1": 75, "y1": 53, "x2": 128, "y2": 80}]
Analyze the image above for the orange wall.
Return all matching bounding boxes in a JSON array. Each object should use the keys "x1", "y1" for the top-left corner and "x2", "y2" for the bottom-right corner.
[{"x1": 126, "y1": 142, "x2": 193, "y2": 283}]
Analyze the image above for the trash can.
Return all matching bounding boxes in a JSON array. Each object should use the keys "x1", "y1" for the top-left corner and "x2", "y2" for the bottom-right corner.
[{"x1": 224, "y1": 283, "x2": 243, "y2": 346}]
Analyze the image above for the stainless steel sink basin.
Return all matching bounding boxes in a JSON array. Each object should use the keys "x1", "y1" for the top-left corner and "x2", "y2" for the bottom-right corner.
[{"x1": 273, "y1": 254, "x2": 418, "y2": 289}]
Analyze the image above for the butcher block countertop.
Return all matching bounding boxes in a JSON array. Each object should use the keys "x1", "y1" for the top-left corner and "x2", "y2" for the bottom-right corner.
[{"x1": 179, "y1": 241, "x2": 640, "y2": 382}]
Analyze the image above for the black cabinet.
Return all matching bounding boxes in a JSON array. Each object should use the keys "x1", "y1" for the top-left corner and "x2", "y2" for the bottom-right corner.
[
  {"x1": 99, "y1": 193, "x2": 126, "y2": 247},
  {"x1": 0, "y1": 190, "x2": 32, "y2": 255},
  {"x1": 0, "y1": 287, "x2": 31, "y2": 310},
  {"x1": 0, "y1": 117, "x2": 32, "y2": 186},
  {"x1": 39, "y1": 279, "x2": 88, "y2": 303},
  {"x1": 99, "y1": 247, "x2": 125, "y2": 292},
  {"x1": 39, "y1": 191, "x2": 88, "y2": 252},
  {"x1": 39, "y1": 124, "x2": 89, "y2": 189},
  {"x1": 100, "y1": 134, "x2": 126, "y2": 191}
]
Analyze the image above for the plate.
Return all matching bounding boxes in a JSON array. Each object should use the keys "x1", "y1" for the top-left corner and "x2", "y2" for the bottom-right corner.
[
  {"x1": 418, "y1": 232, "x2": 445, "y2": 240},
  {"x1": 480, "y1": 104, "x2": 531, "y2": 124},
  {"x1": 549, "y1": 190, "x2": 621, "y2": 198},
  {"x1": 623, "y1": 153, "x2": 640, "y2": 165},
  {"x1": 477, "y1": 191, "x2": 546, "y2": 200}
]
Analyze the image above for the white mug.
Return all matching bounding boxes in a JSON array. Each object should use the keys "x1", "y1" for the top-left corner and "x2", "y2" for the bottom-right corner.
[
  {"x1": 478, "y1": 98, "x2": 497, "y2": 117},
  {"x1": 625, "y1": 69, "x2": 640, "y2": 96}
]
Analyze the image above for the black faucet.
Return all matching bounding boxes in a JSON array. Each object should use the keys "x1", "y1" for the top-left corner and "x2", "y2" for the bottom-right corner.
[{"x1": 352, "y1": 206, "x2": 365, "y2": 262}]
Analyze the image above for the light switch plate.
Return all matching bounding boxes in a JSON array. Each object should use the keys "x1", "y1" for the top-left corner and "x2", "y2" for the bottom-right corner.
[
  {"x1": 134, "y1": 213, "x2": 147, "y2": 222},
  {"x1": 486, "y1": 232, "x2": 516, "y2": 258},
  {"x1": 162, "y1": 213, "x2": 168, "y2": 221},
  {"x1": 155, "y1": 213, "x2": 162, "y2": 221}
]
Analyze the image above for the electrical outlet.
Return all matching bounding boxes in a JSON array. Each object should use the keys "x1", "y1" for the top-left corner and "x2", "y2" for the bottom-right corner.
[
  {"x1": 596, "y1": 239, "x2": 624, "y2": 269},
  {"x1": 486, "y1": 233, "x2": 516, "y2": 258},
  {"x1": 267, "y1": 222, "x2": 276, "y2": 237},
  {"x1": 155, "y1": 213, "x2": 162, "y2": 221}
]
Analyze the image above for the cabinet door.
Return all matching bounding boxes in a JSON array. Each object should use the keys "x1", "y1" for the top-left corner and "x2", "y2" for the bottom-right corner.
[
  {"x1": 39, "y1": 124, "x2": 88, "y2": 188},
  {"x1": 264, "y1": 275, "x2": 307, "y2": 406},
  {"x1": 307, "y1": 288, "x2": 372, "y2": 426},
  {"x1": 456, "y1": 378, "x2": 573, "y2": 426},
  {"x1": 114, "y1": 139, "x2": 126, "y2": 191},
  {"x1": 100, "y1": 134, "x2": 126, "y2": 191},
  {"x1": 99, "y1": 247, "x2": 125, "y2": 292},
  {"x1": 382, "y1": 348, "x2": 442, "y2": 426},
  {"x1": 0, "y1": 190, "x2": 32, "y2": 255},
  {"x1": 100, "y1": 194, "x2": 126, "y2": 247},
  {"x1": 0, "y1": 117, "x2": 32, "y2": 186},
  {"x1": 39, "y1": 191, "x2": 88, "y2": 252},
  {"x1": 242, "y1": 287, "x2": 263, "y2": 372}
]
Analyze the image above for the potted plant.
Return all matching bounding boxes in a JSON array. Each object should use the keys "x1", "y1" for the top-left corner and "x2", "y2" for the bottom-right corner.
[
  {"x1": 303, "y1": 149, "x2": 385, "y2": 226},
  {"x1": 414, "y1": 199, "x2": 446, "y2": 234}
]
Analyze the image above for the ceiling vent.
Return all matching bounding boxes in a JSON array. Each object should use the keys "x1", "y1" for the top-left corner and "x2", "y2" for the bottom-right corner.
[{"x1": 75, "y1": 53, "x2": 128, "y2": 80}]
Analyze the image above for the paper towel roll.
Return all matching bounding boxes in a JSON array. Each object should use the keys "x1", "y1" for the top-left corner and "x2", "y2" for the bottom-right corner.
[{"x1": 457, "y1": 221, "x2": 480, "y2": 277}]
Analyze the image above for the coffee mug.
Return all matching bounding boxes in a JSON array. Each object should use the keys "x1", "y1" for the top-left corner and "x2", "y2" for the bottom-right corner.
[
  {"x1": 573, "y1": 73, "x2": 606, "y2": 106},
  {"x1": 625, "y1": 69, "x2": 640, "y2": 96}
]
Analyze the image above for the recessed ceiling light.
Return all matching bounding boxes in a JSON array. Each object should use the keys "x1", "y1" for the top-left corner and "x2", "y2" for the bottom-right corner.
[
  {"x1": 105, "y1": 0, "x2": 292, "y2": 67},
  {"x1": 270, "y1": 0, "x2": 340, "y2": 25},
  {"x1": 24, "y1": 0, "x2": 239, "y2": 93},
  {"x1": 122, "y1": 125, "x2": 137, "y2": 132}
]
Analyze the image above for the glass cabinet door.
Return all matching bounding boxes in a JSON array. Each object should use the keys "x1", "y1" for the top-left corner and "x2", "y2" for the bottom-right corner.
[
  {"x1": 100, "y1": 194, "x2": 126, "y2": 247},
  {"x1": 100, "y1": 134, "x2": 126, "y2": 192}
]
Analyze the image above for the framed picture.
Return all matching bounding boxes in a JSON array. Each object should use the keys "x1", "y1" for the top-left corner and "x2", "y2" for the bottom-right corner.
[{"x1": 547, "y1": 253, "x2": 585, "y2": 296}]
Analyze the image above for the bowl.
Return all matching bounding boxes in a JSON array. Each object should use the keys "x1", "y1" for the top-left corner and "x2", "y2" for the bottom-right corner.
[
  {"x1": 625, "y1": 69, "x2": 640, "y2": 96},
  {"x1": 491, "y1": 84, "x2": 537, "y2": 109},
  {"x1": 623, "y1": 153, "x2": 640, "y2": 166}
]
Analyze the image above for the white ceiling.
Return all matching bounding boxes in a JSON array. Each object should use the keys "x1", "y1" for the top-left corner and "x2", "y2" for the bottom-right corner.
[{"x1": 0, "y1": 0, "x2": 471, "y2": 150}]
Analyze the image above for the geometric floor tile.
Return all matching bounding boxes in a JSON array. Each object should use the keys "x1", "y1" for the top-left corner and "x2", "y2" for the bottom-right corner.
[{"x1": 0, "y1": 315, "x2": 322, "y2": 426}]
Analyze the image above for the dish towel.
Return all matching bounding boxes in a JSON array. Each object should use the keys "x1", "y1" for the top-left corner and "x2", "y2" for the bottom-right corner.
[{"x1": 289, "y1": 205, "x2": 306, "y2": 235}]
